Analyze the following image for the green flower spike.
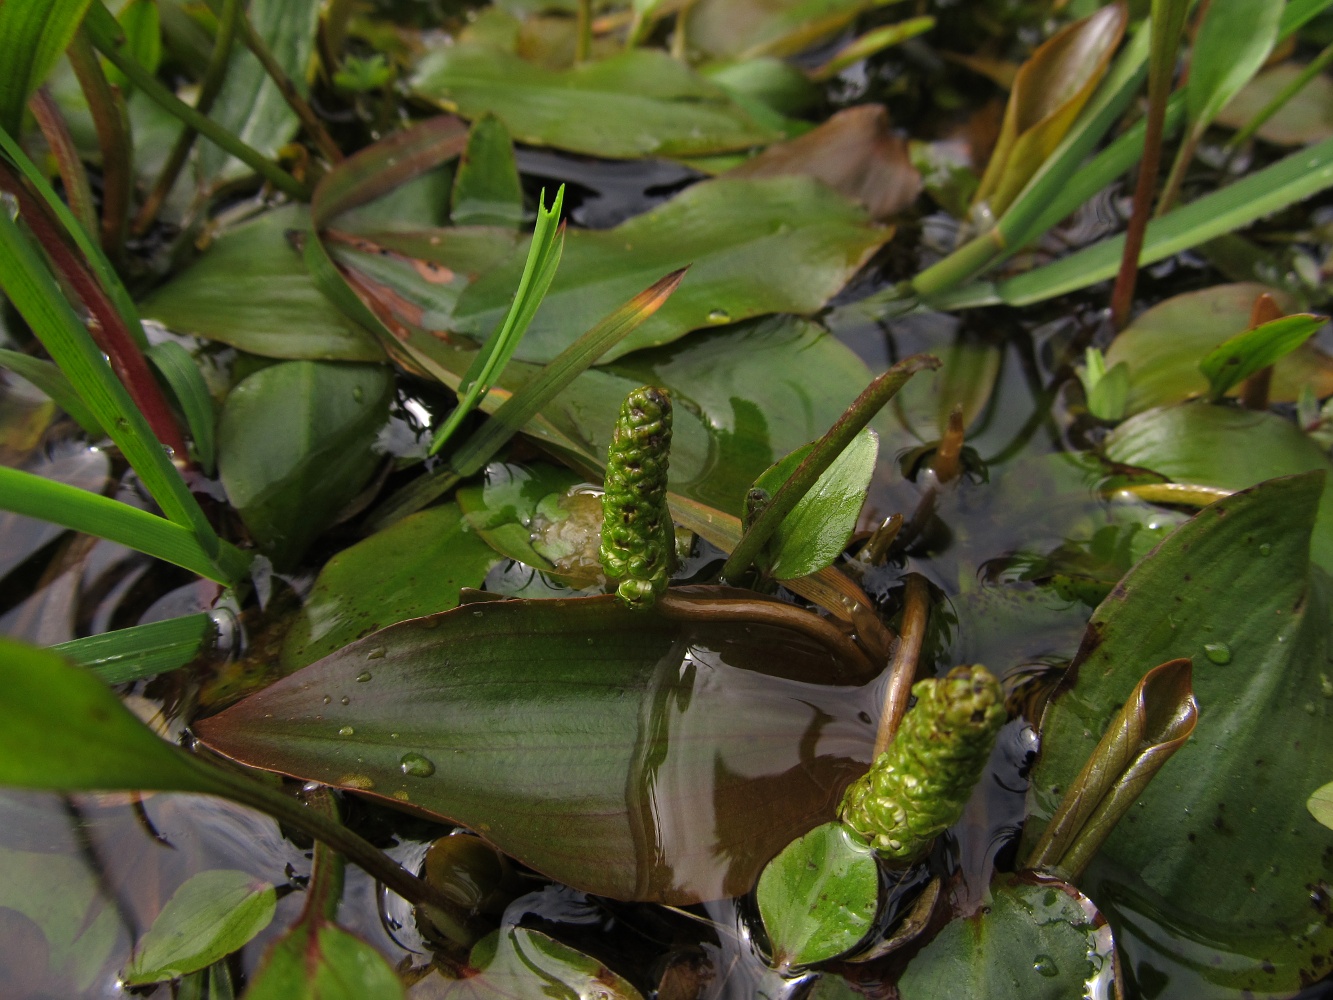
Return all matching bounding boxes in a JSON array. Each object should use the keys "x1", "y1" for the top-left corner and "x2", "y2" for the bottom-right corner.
[
  {"x1": 840, "y1": 665, "x2": 1006, "y2": 864},
  {"x1": 600, "y1": 386, "x2": 676, "y2": 609}
]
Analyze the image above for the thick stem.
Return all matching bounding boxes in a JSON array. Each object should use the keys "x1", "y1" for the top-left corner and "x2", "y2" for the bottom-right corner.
[
  {"x1": 66, "y1": 31, "x2": 132, "y2": 262},
  {"x1": 874, "y1": 574, "x2": 928, "y2": 757}
]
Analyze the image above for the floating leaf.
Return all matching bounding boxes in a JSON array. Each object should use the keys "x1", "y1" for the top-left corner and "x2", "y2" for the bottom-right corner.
[
  {"x1": 430, "y1": 925, "x2": 642, "y2": 999},
  {"x1": 1199, "y1": 312, "x2": 1326, "y2": 401},
  {"x1": 1218, "y1": 63, "x2": 1333, "y2": 146},
  {"x1": 196, "y1": 595, "x2": 876, "y2": 904},
  {"x1": 411, "y1": 45, "x2": 779, "y2": 159},
  {"x1": 451, "y1": 115, "x2": 523, "y2": 228},
  {"x1": 756, "y1": 821, "x2": 879, "y2": 970},
  {"x1": 142, "y1": 206, "x2": 386, "y2": 362},
  {"x1": 896, "y1": 876, "x2": 1110, "y2": 999},
  {"x1": 244, "y1": 921, "x2": 404, "y2": 1000},
  {"x1": 1025, "y1": 474, "x2": 1333, "y2": 992},
  {"x1": 754, "y1": 428, "x2": 878, "y2": 580},
  {"x1": 124, "y1": 869, "x2": 276, "y2": 985},
  {"x1": 280, "y1": 503, "x2": 500, "y2": 671},
  {"x1": 217, "y1": 361, "x2": 392, "y2": 569},
  {"x1": 973, "y1": 4, "x2": 1127, "y2": 218}
]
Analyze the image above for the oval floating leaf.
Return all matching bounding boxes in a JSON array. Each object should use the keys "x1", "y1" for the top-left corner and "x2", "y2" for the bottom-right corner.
[
  {"x1": 123, "y1": 869, "x2": 277, "y2": 985},
  {"x1": 280, "y1": 503, "x2": 500, "y2": 671},
  {"x1": 217, "y1": 360, "x2": 392, "y2": 569},
  {"x1": 756, "y1": 821, "x2": 879, "y2": 970},
  {"x1": 197, "y1": 596, "x2": 876, "y2": 904},
  {"x1": 244, "y1": 921, "x2": 404, "y2": 1000},
  {"x1": 1025, "y1": 474, "x2": 1333, "y2": 993}
]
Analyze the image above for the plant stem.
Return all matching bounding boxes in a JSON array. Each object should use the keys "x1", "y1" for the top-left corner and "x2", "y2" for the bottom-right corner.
[
  {"x1": 721, "y1": 354, "x2": 940, "y2": 583},
  {"x1": 134, "y1": 0, "x2": 242, "y2": 236},
  {"x1": 1238, "y1": 291, "x2": 1284, "y2": 410},
  {"x1": 874, "y1": 574, "x2": 929, "y2": 757},
  {"x1": 1109, "y1": 0, "x2": 1190, "y2": 329},
  {"x1": 575, "y1": 0, "x2": 593, "y2": 63},
  {"x1": 85, "y1": 4, "x2": 310, "y2": 201},
  {"x1": 66, "y1": 30, "x2": 132, "y2": 261},
  {"x1": 236, "y1": 7, "x2": 343, "y2": 164},
  {"x1": 27, "y1": 88, "x2": 98, "y2": 243},
  {"x1": 1155, "y1": 128, "x2": 1198, "y2": 217}
]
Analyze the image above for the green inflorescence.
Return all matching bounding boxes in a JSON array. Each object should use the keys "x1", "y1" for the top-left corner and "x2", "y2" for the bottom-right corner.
[
  {"x1": 600, "y1": 385, "x2": 676, "y2": 609},
  {"x1": 840, "y1": 665, "x2": 1006, "y2": 864}
]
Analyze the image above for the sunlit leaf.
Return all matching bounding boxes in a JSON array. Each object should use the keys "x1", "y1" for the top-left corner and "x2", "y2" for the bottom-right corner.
[
  {"x1": 756, "y1": 821, "x2": 878, "y2": 969},
  {"x1": 280, "y1": 503, "x2": 500, "y2": 670},
  {"x1": 123, "y1": 870, "x2": 276, "y2": 985},
  {"x1": 973, "y1": 4, "x2": 1127, "y2": 218},
  {"x1": 196, "y1": 595, "x2": 876, "y2": 904},
  {"x1": 1024, "y1": 474, "x2": 1333, "y2": 993},
  {"x1": 411, "y1": 45, "x2": 780, "y2": 158},
  {"x1": 217, "y1": 360, "x2": 392, "y2": 569}
]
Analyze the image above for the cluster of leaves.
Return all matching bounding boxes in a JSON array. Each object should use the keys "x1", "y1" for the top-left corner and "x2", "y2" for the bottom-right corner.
[{"x1": 2, "y1": 0, "x2": 1333, "y2": 997}]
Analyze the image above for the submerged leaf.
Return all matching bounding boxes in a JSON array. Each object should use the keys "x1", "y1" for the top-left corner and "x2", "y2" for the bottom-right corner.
[
  {"x1": 430, "y1": 925, "x2": 643, "y2": 999},
  {"x1": 196, "y1": 596, "x2": 876, "y2": 904}
]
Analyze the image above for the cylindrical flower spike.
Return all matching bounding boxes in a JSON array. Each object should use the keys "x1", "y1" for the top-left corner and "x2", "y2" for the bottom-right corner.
[
  {"x1": 600, "y1": 386, "x2": 676, "y2": 609},
  {"x1": 840, "y1": 665, "x2": 1006, "y2": 864}
]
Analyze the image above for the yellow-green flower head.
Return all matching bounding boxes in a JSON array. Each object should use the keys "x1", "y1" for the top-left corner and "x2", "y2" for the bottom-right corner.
[
  {"x1": 840, "y1": 665, "x2": 1006, "y2": 864},
  {"x1": 600, "y1": 386, "x2": 675, "y2": 609}
]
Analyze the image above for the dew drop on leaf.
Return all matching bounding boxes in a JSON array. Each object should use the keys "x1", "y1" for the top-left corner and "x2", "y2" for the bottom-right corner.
[{"x1": 400, "y1": 752, "x2": 436, "y2": 778}]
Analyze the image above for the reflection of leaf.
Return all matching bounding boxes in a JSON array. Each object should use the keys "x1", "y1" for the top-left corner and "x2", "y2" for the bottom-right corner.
[
  {"x1": 123, "y1": 869, "x2": 276, "y2": 985},
  {"x1": 430, "y1": 925, "x2": 642, "y2": 999},
  {"x1": 280, "y1": 503, "x2": 500, "y2": 671},
  {"x1": 217, "y1": 361, "x2": 392, "y2": 569},
  {"x1": 897, "y1": 876, "x2": 1111, "y2": 1000},
  {"x1": 1025, "y1": 475, "x2": 1333, "y2": 993},
  {"x1": 196, "y1": 596, "x2": 876, "y2": 904},
  {"x1": 411, "y1": 45, "x2": 779, "y2": 158},
  {"x1": 973, "y1": 4, "x2": 1127, "y2": 218}
]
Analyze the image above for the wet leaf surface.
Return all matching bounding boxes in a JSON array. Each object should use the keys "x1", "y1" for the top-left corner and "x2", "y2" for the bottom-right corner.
[
  {"x1": 455, "y1": 462, "x2": 589, "y2": 572},
  {"x1": 217, "y1": 360, "x2": 392, "y2": 569},
  {"x1": 1025, "y1": 474, "x2": 1333, "y2": 992},
  {"x1": 280, "y1": 503, "x2": 501, "y2": 671},
  {"x1": 424, "y1": 925, "x2": 643, "y2": 999},
  {"x1": 196, "y1": 595, "x2": 876, "y2": 903},
  {"x1": 411, "y1": 46, "x2": 780, "y2": 159}
]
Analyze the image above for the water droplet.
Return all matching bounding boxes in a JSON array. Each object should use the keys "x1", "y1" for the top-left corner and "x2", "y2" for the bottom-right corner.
[
  {"x1": 1259, "y1": 543, "x2": 1272, "y2": 556},
  {"x1": 340, "y1": 696, "x2": 351, "y2": 706},
  {"x1": 1204, "y1": 642, "x2": 1232, "y2": 664},
  {"x1": 339, "y1": 774, "x2": 374, "y2": 790},
  {"x1": 400, "y1": 752, "x2": 436, "y2": 778},
  {"x1": 1033, "y1": 954, "x2": 1059, "y2": 977},
  {"x1": 322, "y1": 695, "x2": 332, "y2": 705},
  {"x1": 706, "y1": 308, "x2": 731, "y2": 323},
  {"x1": 338, "y1": 725, "x2": 355, "y2": 736},
  {"x1": 356, "y1": 671, "x2": 372, "y2": 683},
  {"x1": 367, "y1": 648, "x2": 386, "y2": 660},
  {"x1": 353, "y1": 386, "x2": 364, "y2": 402}
]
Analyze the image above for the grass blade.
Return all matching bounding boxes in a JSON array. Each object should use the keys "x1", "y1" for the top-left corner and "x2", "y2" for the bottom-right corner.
[
  {"x1": 0, "y1": 466, "x2": 246, "y2": 584},
  {"x1": 0, "y1": 0, "x2": 94, "y2": 135},
  {"x1": 0, "y1": 348, "x2": 104, "y2": 436},
  {"x1": 1200, "y1": 313, "x2": 1326, "y2": 401},
  {"x1": 429, "y1": 186, "x2": 566, "y2": 455},
  {"x1": 52, "y1": 613, "x2": 216, "y2": 684},
  {"x1": 148, "y1": 341, "x2": 218, "y2": 474}
]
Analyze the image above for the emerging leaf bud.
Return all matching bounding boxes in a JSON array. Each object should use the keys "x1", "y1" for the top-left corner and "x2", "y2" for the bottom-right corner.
[
  {"x1": 839, "y1": 665, "x2": 1006, "y2": 864},
  {"x1": 600, "y1": 386, "x2": 676, "y2": 609}
]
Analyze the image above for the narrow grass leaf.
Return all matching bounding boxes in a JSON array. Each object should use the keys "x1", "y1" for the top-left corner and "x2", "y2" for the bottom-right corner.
[
  {"x1": 1279, "y1": 0, "x2": 1333, "y2": 40},
  {"x1": 0, "y1": 0, "x2": 94, "y2": 135},
  {"x1": 148, "y1": 341, "x2": 218, "y2": 473},
  {"x1": 51, "y1": 613, "x2": 216, "y2": 684},
  {"x1": 1200, "y1": 313, "x2": 1327, "y2": 401},
  {"x1": 0, "y1": 349, "x2": 104, "y2": 436}
]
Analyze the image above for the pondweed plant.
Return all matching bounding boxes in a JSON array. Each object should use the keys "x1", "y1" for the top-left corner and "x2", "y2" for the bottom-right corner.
[{"x1": 2, "y1": 0, "x2": 1333, "y2": 997}]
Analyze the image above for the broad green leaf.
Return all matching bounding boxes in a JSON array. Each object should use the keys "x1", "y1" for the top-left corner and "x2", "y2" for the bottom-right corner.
[
  {"x1": 1218, "y1": 62, "x2": 1333, "y2": 146},
  {"x1": 141, "y1": 206, "x2": 385, "y2": 362},
  {"x1": 897, "y1": 877, "x2": 1110, "y2": 999},
  {"x1": 196, "y1": 595, "x2": 876, "y2": 904},
  {"x1": 1104, "y1": 283, "x2": 1333, "y2": 414},
  {"x1": 429, "y1": 926, "x2": 642, "y2": 999},
  {"x1": 451, "y1": 116, "x2": 524, "y2": 228},
  {"x1": 124, "y1": 870, "x2": 277, "y2": 985},
  {"x1": 244, "y1": 921, "x2": 404, "y2": 1000},
  {"x1": 450, "y1": 177, "x2": 891, "y2": 363},
  {"x1": 198, "y1": 0, "x2": 322, "y2": 184},
  {"x1": 1185, "y1": 0, "x2": 1283, "y2": 139},
  {"x1": 0, "y1": 0, "x2": 93, "y2": 135},
  {"x1": 973, "y1": 4, "x2": 1127, "y2": 218},
  {"x1": 217, "y1": 361, "x2": 392, "y2": 569},
  {"x1": 455, "y1": 462, "x2": 589, "y2": 572},
  {"x1": 1104, "y1": 403, "x2": 1333, "y2": 572},
  {"x1": 756, "y1": 821, "x2": 878, "y2": 969},
  {"x1": 52, "y1": 612, "x2": 215, "y2": 684},
  {"x1": 1198, "y1": 312, "x2": 1326, "y2": 400},
  {"x1": 1024, "y1": 474, "x2": 1333, "y2": 993},
  {"x1": 1309, "y1": 782, "x2": 1333, "y2": 831},
  {"x1": 279, "y1": 503, "x2": 500, "y2": 670},
  {"x1": 0, "y1": 638, "x2": 210, "y2": 793},
  {"x1": 411, "y1": 45, "x2": 780, "y2": 159},
  {"x1": 754, "y1": 428, "x2": 878, "y2": 580}
]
